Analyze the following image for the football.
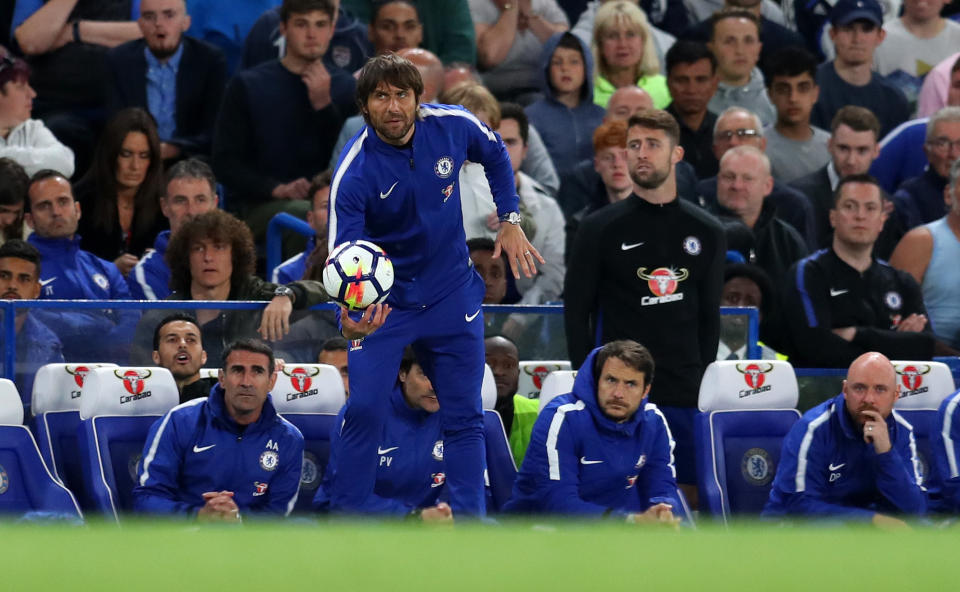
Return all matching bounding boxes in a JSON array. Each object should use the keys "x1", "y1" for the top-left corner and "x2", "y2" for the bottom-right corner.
[{"x1": 322, "y1": 240, "x2": 394, "y2": 310}]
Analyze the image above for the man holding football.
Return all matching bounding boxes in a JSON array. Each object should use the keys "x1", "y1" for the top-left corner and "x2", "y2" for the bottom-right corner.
[{"x1": 326, "y1": 53, "x2": 541, "y2": 517}]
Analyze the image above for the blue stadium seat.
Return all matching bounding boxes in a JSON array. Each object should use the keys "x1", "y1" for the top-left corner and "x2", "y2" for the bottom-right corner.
[
  {"x1": 30, "y1": 363, "x2": 117, "y2": 507},
  {"x1": 517, "y1": 360, "x2": 571, "y2": 399},
  {"x1": 0, "y1": 379, "x2": 82, "y2": 518},
  {"x1": 76, "y1": 367, "x2": 179, "y2": 521},
  {"x1": 891, "y1": 360, "x2": 957, "y2": 483},
  {"x1": 695, "y1": 360, "x2": 801, "y2": 523},
  {"x1": 272, "y1": 363, "x2": 346, "y2": 513}
]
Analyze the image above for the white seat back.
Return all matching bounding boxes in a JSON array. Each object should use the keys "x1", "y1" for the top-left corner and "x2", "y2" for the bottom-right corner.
[
  {"x1": 891, "y1": 361, "x2": 957, "y2": 410},
  {"x1": 31, "y1": 363, "x2": 118, "y2": 415},
  {"x1": 518, "y1": 360, "x2": 572, "y2": 399},
  {"x1": 199, "y1": 368, "x2": 219, "y2": 381},
  {"x1": 0, "y1": 379, "x2": 23, "y2": 425},
  {"x1": 79, "y1": 367, "x2": 179, "y2": 419},
  {"x1": 481, "y1": 363, "x2": 496, "y2": 410},
  {"x1": 538, "y1": 370, "x2": 577, "y2": 412},
  {"x1": 271, "y1": 363, "x2": 346, "y2": 414},
  {"x1": 698, "y1": 360, "x2": 799, "y2": 412}
]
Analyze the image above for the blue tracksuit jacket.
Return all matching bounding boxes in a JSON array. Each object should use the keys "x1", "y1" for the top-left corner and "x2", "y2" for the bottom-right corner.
[
  {"x1": 271, "y1": 235, "x2": 315, "y2": 285},
  {"x1": 926, "y1": 390, "x2": 960, "y2": 513},
  {"x1": 314, "y1": 386, "x2": 445, "y2": 515},
  {"x1": 504, "y1": 348, "x2": 681, "y2": 516},
  {"x1": 128, "y1": 230, "x2": 171, "y2": 300},
  {"x1": 329, "y1": 102, "x2": 518, "y2": 309},
  {"x1": 133, "y1": 385, "x2": 305, "y2": 517},
  {"x1": 763, "y1": 393, "x2": 926, "y2": 520}
]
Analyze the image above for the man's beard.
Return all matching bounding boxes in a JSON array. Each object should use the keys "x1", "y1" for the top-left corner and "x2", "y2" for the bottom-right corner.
[{"x1": 631, "y1": 166, "x2": 670, "y2": 189}]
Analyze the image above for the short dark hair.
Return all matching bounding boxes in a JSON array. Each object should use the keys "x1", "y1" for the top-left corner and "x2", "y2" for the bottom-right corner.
[
  {"x1": 0, "y1": 239, "x2": 40, "y2": 276},
  {"x1": 952, "y1": 54, "x2": 960, "y2": 76},
  {"x1": 166, "y1": 209, "x2": 256, "y2": 295},
  {"x1": 830, "y1": 105, "x2": 881, "y2": 139},
  {"x1": 0, "y1": 51, "x2": 30, "y2": 91},
  {"x1": 356, "y1": 53, "x2": 424, "y2": 124},
  {"x1": 399, "y1": 345, "x2": 419, "y2": 375},
  {"x1": 320, "y1": 336, "x2": 348, "y2": 353},
  {"x1": 25, "y1": 169, "x2": 72, "y2": 213},
  {"x1": 665, "y1": 40, "x2": 716, "y2": 77},
  {"x1": 498, "y1": 102, "x2": 528, "y2": 145},
  {"x1": 467, "y1": 236, "x2": 509, "y2": 268},
  {"x1": 833, "y1": 173, "x2": 883, "y2": 208},
  {"x1": 308, "y1": 170, "x2": 333, "y2": 208},
  {"x1": 723, "y1": 263, "x2": 773, "y2": 319},
  {"x1": 164, "y1": 158, "x2": 217, "y2": 196},
  {"x1": 152, "y1": 312, "x2": 202, "y2": 351},
  {"x1": 628, "y1": 109, "x2": 681, "y2": 148},
  {"x1": 709, "y1": 9, "x2": 761, "y2": 41},
  {"x1": 554, "y1": 31, "x2": 584, "y2": 57},
  {"x1": 593, "y1": 340, "x2": 655, "y2": 390},
  {"x1": 763, "y1": 46, "x2": 818, "y2": 88},
  {"x1": 371, "y1": 0, "x2": 419, "y2": 23},
  {"x1": 222, "y1": 338, "x2": 276, "y2": 374},
  {"x1": 0, "y1": 158, "x2": 28, "y2": 207},
  {"x1": 281, "y1": 0, "x2": 335, "y2": 22}
]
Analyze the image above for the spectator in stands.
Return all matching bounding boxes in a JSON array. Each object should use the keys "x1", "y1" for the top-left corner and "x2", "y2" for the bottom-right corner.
[
  {"x1": 665, "y1": 41, "x2": 720, "y2": 180},
  {"x1": 505, "y1": 339, "x2": 682, "y2": 524},
  {"x1": 525, "y1": 32, "x2": 605, "y2": 174},
  {"x1": 696, "y1": 107, "x2": 817, "y2": 248},
  {"x1": 706, "y1": 10, "x2": 775, "y2": 126},
  {"x1": 184, "y1": 0, "x2": 283, "y2": 75},
  {"x1": 570, "y1": 0, "x2": 679, "y2": 70},
  {"x1": 243, "y1": 1, "x2": 372, "y2": 73},
  {"x1": 12, "y1": 0, "x2": 142, "y2": 175},
  {"x1": 0, "y1": 159, "x2": 29, "y2": 245},
  {"x1": 0, "y1": 239, "x2": 63, "y2": 411},
  {"x1": 134, "y1": 338, "x2": 304, "y2": 519},
  {"x1": 468, "y1": 237, "x2": 511, "y2": 306},
  {"x1": 763, "y1": 351, "x2": 925, "y2": 526},
  {"x1": 605, "y1": 84, "x2": 654, "y2": 122},
  {"x1": 715, "y1": 145, "x2": 807, "y2": 284},
  {"x1": 762, "y1": 47, "x2": 830, "y2": 184},
  {"x1": 810, "y1": 0, "x2": 910, "y2": 139},
  {"x1": 872, "y1": 0, "x2": 960, "y2": 108},
  {"x1": 131, "y1": 209, "x2": 355, "y2": 366},
  {"x1": 25, "y1": 170, "x2": 139, "y2": 361},
  {"x1": 782, "y1": 174, "x2": 959, "y2": 368},
  {"x1": 917, "y1": 52, "x2": 960, "y2": 119},
  {"x1": 367, "y1": 0, "x2": 423, "y2": 57},
  {"x1": 128, "y1": 158, "x2": 219, "y2": 301},
  {"x1": 889, "y1": 159, "x2": 960, "y2": 349},
  {"x1": 717, "y1": 262, "x2": 780, "y2": 360},
  {"x1": 152, "y1": 313, "x2": 217, "y2": 404},
  {"x1": 565, "y1": 110, "x2": 725, "y2": 500},
  {"x1": 105, "y1": 0, "x2": 228, "y2": 161},
  {"x1": 213, "y1": 0, "x2": 356, "y2": 246},
  {"x1": 314, "y1": 345, "x2": 454, "y2": 521},
  {"x1": 590, "y1": 1, "x2": 669, "y2": 109},
  {"x1": 329, "y1": 47, "x2": 444, "y2": 170},
  {"x1": 318, "y1": 336, "x2": 349, "y2": 397},
  {"x1": 343, "y1": 0, "x2": 477, "y2": 65},
  {"x1": 0, "y1": 50, "x2": 74, "y2": 178},
  {"x1": 891, "y1": 107, "x2": 960, "y2": 230},
  {"x1": 273, "y1": 171, "x2": 330, "y2": 284},
  {"x1": 681, "y1": 0, "x2": 805, "y2": 70},
  {"x1": 484, "y1": 335, "x2": 539, "y2": 466},
  {"x1": 75, "y1": 108, "x2": 166, "y2": 277},
  {"x1": 470, "y1": 0, "x2": 570, "y2": 102}
]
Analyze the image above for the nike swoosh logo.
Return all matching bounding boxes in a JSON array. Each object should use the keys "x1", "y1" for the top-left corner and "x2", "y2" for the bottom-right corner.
[
  {"x1": 379, "y1": 181, "x2": 399, "y2": 199},
  {"x1": 193, "y1": 444, "x2": 216, "y2": 453},
  {"x1": 39, "y1": 277, "x2": 57, "y2": 287},
  {"x1": 377, "y1": 446, "x2": 399, "y2": 455},
  {"x1": 828, "y1": 463, "x2": 845, "y2": 471},
  {"x1": 621, "y1": 242, "x2": 644, "y2": 251},
  {"x1": 830, "y1": 288, "x2": 849, "y2": 297},
  {"x1": 580, "y1": 457, "x2": 604, "y2": 465},
  {"x1": 465, "y1": 309, "x2": 480, "y2": 322}
]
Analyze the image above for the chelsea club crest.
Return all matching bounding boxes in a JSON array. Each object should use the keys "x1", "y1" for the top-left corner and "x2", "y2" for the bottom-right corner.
[{"x1": 434, "y1": 156, "x2": 454, "y2": 179}]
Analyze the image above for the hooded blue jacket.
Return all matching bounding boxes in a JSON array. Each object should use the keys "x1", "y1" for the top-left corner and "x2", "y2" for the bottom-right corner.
[
  {"x1": 133, "y1": 385, "x2": 305, "y2": 517},
  {"x1": 330, "y1": 103, "x2": 518, "y2": 309},
  {"x1": 504, "y1": 348, "x2": 680, "y2": 516},
  {"x1": 524, "y1": 33, "x2": 606, "y2": 176},
  {"x1": 128, "y1": 230, "x2": 171, "y2": 300},
  {"x1": 313, "y1": 385, "x2": 445, "y2": 515},
  {"x1": 763, "y1": 393, "x2": 926, "y2": 520}
]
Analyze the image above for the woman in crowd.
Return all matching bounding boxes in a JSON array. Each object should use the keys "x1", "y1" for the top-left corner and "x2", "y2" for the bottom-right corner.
[
  {"x1": 591, "y1": 1, "x2": 670, "y2": 109},
  {"x1": 76, "y1": 107, "x2": 166, "y2": 276}
]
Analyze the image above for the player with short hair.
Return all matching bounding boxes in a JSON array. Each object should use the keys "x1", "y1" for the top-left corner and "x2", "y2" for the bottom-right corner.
[
  {"x1": 327, "y1": 53, "x2": 541, "y2": 517},
  {"x1": 151, "y1": 313, "x2": 215, "y2": 403}
]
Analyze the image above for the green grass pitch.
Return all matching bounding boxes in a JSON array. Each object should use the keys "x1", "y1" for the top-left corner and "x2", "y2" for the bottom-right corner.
[{"x1": 3, "y1": 519, "x2": 958, "y2": 590}]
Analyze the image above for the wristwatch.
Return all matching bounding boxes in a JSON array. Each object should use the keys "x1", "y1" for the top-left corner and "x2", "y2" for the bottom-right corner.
[
  {"x1": 499, "y1": 211, "x2": 522, "y2": 225},
  {"x1": 274, "y1": 285, "x2": 295, "y2": 303}
]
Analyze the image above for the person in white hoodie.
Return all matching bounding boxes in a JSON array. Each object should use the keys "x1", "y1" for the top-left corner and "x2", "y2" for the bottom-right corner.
[{"x1": 0, "y1": 51, "x2": 74, "y2": 178}]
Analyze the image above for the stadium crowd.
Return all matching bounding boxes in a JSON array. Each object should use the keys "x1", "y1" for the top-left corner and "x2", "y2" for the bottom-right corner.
[{"x1": 1, "y1": 0, "x2": 960, "y2": 524}]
